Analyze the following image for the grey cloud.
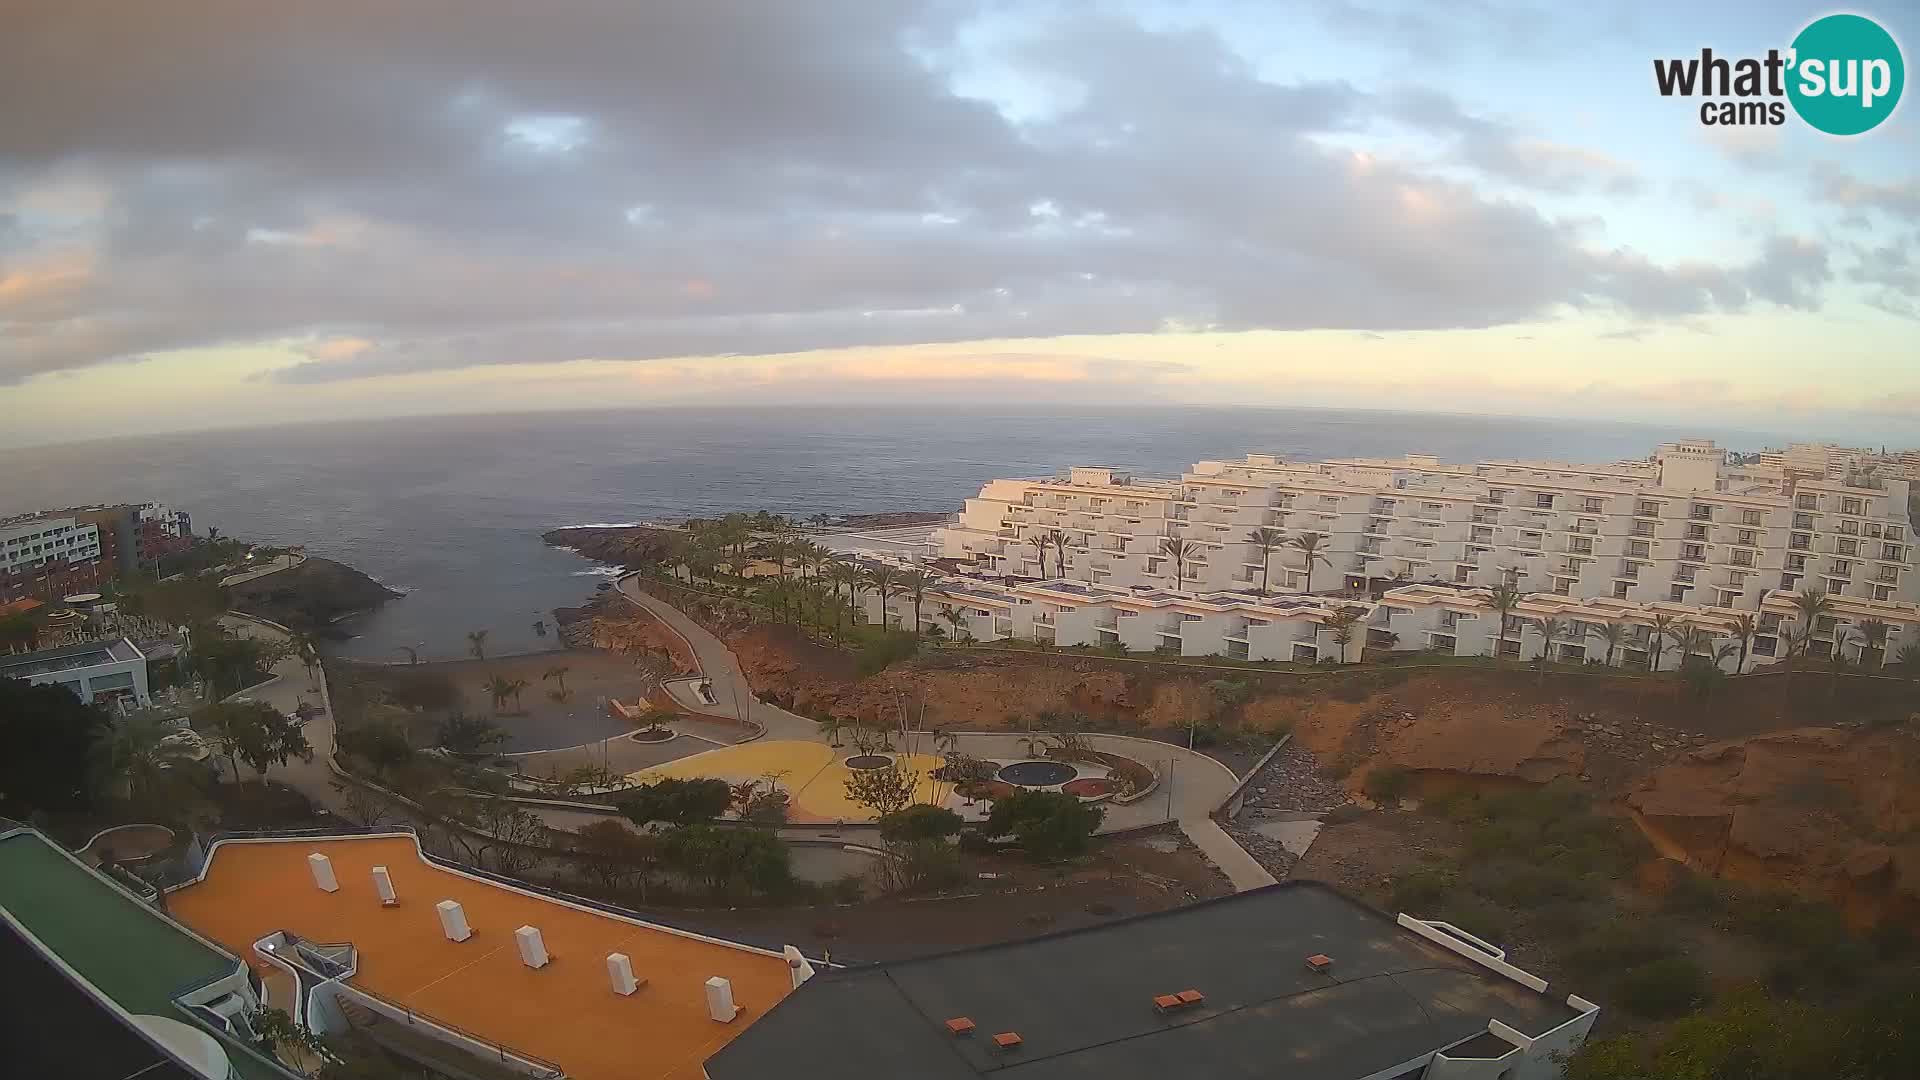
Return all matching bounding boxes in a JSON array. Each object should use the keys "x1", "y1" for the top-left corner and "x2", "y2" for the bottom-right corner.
[
  {"x1": 1388, "y1": 90, "x2": 1643, "y2": 196},
  {"x1": 1813, "y1": 167, "x2": 1920, "y2": 221},
  {"x1": 0, "y1": 2, "x2": 1832, "y2": 385}
]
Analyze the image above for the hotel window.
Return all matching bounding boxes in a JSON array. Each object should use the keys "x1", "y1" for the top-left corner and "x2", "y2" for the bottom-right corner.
[
  {"x1": 1797, "y1": 494, "x2": 1818, "y2": 510},
  {"x1": 1628, "y1": 540, "x2": 1651, "y2": 558},
  {"x1": 1843, "y1": 497, "x2": 1864, "y2": 515},
  {"x1": 1787, "y1": 554, "x2": 1807, "y2": 571},
  {"x1": 1789, "y1": 533, "x2": 1812, "y2": 550},
  {"x1": 1720, "y1": 590, "x2": 1739, "y2": 606},
  {"x1": 1455, "y1": 565, "x2": 1471, "y2": 583},
  {"x1": 1636, "y1": 500, "x2": 1660, "y2": 516},
  {"x1": 1534, "y1": 493, "x2": 1555, "y2": 509},
  {"x1": 1731, "y1": 550, "x2": 1754, "y2": 567},
  {"x1": 1742, "y1": 509, "x2": 1763, "y2": 526},
  {"x1": 1690, "y1": 504, "x2": 1715, "y2": 521},
  {"x1": 1883, "y1": 544, "x2": 1903, "y2": 561},
  {"x1": 1840, "y1": 519, "x2": 1859, "y2": 535},
  {"x1": 1681, "y1": 543, "x2": 1705, "y2": 561},
  {"x1": 1632, "y1": 521, "x2": 1656, "y2": 537},
  {"x1": 1486, "y1": 489, "x2": 1508, "y2": 504},
  {"x1": 1781, "y1": 574, "x2": 1800, "y2": 590},
  {"x1": 1889, "y1": 526, "x2": 1905, "y2": 541},
  {"x1": 1675, "y1": 567, "x2": 1696, "y2": 583},
  {"x1": 1583, "y1": 497, "x2": 1605, "y2": 512},
  {"x1": 1320, "y1": 495, "x2": 1340, "y2": 506},
  {"x1": 1879, "y1": 566, "x2": 1901, "y2": 583},
  {"x1": 1838, "y1": 539, "x2": 1859, "y2": 556},
  {"x1": 1736, "y1": 529, "x2": 1756, "y2": 546},
  {"x1": 1832, "y1": 560, "x2": 1854, "y2": 578},
  {"x1": 1686, "y1": 523, "x2": 1708, "y2": 541},
  {"x1": 1793, "y1": 512, "x2": 1815, "y2": 530},
  {"x1": 1876, "y1": 585, "x2": 1896, "y2": 601},
  {"x1": 1570, "y1": 538, "x2": 1593, "y2": 554},
  {"x1": 1817, "y1": 616, "x2": 1838, "y2": 633},
  {"x1": 1613, "y1": 581, "x2": 1631, "y2": 599},
  {"x1": 1670, "y1": 585, "x2": 1688, "y2": 602}
]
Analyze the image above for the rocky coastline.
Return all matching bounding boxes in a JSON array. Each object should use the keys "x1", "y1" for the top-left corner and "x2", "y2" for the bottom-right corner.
[{"x1": 226, "y1": 556, "x2": 402, "y2": 635}]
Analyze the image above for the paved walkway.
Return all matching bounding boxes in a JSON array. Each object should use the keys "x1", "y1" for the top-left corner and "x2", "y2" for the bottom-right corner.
[
  {"x1": 218, "y1": 614, "x2": 346, "y2": 811},
  {"x1": 611, "y1": 575, "x2": 1276, "y2": 891}
]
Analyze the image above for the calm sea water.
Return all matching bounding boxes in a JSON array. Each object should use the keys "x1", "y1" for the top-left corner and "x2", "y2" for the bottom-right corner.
[{"x1": 4, "y1": 406, "x2": 1791, "y2": 661}]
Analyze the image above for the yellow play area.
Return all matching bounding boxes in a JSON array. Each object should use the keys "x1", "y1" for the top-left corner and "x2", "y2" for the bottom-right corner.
[{"x1": 629, "y1": 741, "x2": 954, "y2": 823}]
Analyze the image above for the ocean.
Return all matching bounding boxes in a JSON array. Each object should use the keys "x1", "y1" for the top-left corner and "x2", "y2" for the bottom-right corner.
[{"x1": 4, "y1": 405, "x2": 1793, "y2": 661}]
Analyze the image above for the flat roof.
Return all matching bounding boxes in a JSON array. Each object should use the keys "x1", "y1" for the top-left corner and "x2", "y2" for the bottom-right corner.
[
  {"x1": 0, "y1": 918, "x2": 201, "y2": 1080},
  {"x1": 0, "y1": 636, "x2": 144, "y2": 678},
  {"x1": 0, "y1": 829, "x2": 284, "y2": 1080},
  {"x1": 169, "y1": 834, "x2": 796, "y2": 1080},
  {"x1": 706, "y1": 882, "x2": 1579, "y2": 1080}
]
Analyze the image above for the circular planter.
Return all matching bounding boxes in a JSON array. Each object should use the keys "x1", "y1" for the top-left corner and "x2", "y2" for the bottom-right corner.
[
  {"x1": 83, "y1": 824, "x2": 175, "y2": 864},
  {"x1": 628, "y1": 727, "x2": 676, "y2": 743},
  {"x1": 996, "y1": 760, "x2": 1078, "y2": 787},
  {"x1": 1061, "y1": 777, "x2": 1116, "y2": 798},
  {"x1": 844, "y1": 754, "x2": 894, "y2": 771}
]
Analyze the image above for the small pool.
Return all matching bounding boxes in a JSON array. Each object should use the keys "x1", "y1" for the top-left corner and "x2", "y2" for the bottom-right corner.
[
  {"x1": 997, "y1": 760, "x2": 1077, "y2": 787},
  {"x1": 844, "y1": 754, "x2": 893, "y2": 771}
]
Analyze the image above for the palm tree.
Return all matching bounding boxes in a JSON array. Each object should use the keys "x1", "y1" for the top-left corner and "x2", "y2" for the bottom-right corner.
[
  {"x1": 1588, "y1": 620, "x2": 1628, "y2": 668},
  {"x1": 1647, "y1": 612, "x2": 1679, "y2": 672},
  {"x1": 898, "y1": 569, "x2": 933, "y2": 634},
  {"x1": 1043, "y1": 529, "x2": 1073, "y2": 579},
  {"x1": 1245, "y1": 527, "x2": 1285, "y2": 595},
  {"x1": 1728, "y1": 612, "x2": 1758, "y2": 674},
  {"x1": 97, "y1": 714, "x2": 190, "y2": 806},
  {"x1": 1784, "y1": 588, "x2": 1833, "y2": 691},
  {"x1": 289, "y1": 631, "x2": 321, "y2": 687},
  {"x1": 466, "y1": 630, "x2": 489, "y2": 666},
  {"x1": 1531, "y1": 617, "x2": 1568, "y2": 682},
  {"x1": 940, "y1": 604, "x2": 972, "y2": 644},
  {"x1": 1893, "y1": 643, "x2": 1920, "y2": 680},
  {"x1": 483, "y1": 675, "x2": 515, "y2": 714},
  {"x1": 845, "y1": 565, "x2": 871, "y2": 628},
  {"x1": 824, "y1": 561, "x2": 861, "y2": 629},
  {"x1": 1487, "y1": 582, "x2": 1524, "y2": 660},
  {"x1": 1289, "y1": 532, "x2": 1332, "y2": 594},
  {"x1": 1856, "y1": 618, "x2": 1890, "y2": 668},
  {"x1": 542, "y1": 664, "x2": 571, "y2": 700},
  {"x1": 865, "y1": 565, "x2": 898, "y2": 629},
  {"x1": 1662, "y1": 618, "x2": 1695, "y2": 669},
  {"x1": 1159, "y1": 536, "x2": 1195, "y2": 591},
  {"x1": 1024, "y1": 534, "x2": 1050, "y2": 578},
  {"x1": 506, "y1": 678, "x2": 530, "y2": 713}
]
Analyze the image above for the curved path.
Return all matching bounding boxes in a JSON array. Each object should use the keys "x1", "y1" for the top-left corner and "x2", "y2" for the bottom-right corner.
[{"x1": 612, "y1": 575, "x2": 1276, "y2": 891}]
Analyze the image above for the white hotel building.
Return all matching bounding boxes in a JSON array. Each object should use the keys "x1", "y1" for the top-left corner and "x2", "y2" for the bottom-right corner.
[{"x1": 885, "y1": 440, "x2": 1920, "y2": 671}]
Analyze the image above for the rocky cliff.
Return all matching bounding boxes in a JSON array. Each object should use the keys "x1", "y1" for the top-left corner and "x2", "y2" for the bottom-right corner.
[
  {"x1": 226, "y1": 557, "x2": 401, "y2": 633},
  {"x1": 542, "y1": 525, "x2": 680, "y2": 568}
]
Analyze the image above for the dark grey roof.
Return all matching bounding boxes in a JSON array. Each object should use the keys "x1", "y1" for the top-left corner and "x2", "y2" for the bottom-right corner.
[{"x1": 706, "y1": 883, "x2": 1576, "y2": 1080}]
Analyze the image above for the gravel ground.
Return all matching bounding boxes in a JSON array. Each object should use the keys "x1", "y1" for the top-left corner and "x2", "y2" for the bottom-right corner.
[{"x1": 1221, "y1": 741, "x2": 1351, "y2": 879}]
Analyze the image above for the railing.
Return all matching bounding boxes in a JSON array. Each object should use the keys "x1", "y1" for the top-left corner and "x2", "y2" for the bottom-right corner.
[{"x1": 335, "y1": 980, "x2": 565, "y2": 1078}]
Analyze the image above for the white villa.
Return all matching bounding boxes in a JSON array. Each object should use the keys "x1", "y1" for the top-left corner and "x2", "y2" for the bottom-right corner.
[{"x1": 845, "y1": 439, "x2": 1920, "y2": 670}]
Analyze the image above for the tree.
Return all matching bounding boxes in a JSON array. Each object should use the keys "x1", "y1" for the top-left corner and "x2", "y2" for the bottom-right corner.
[
  {"x1": 335, "y1": 721, "x2": 414, "y2": 778},
  {"x1": 542, "y1": 664, "x2": 571, "y2": 700},
  {"x1": 898, "y1": 569, "x2": 933, "y2": 634},
  {"x1": 844, "y1": 761, "x2": 920, "y2": 817},
  {"x1": 1025, "y1": 533, "x2": 1051, "y2": 578},
  {"x1": 1487, "y1": 582, "x2": 1524, "y2": 659},
  {"x1": 1531, "y1": 616, "x2": 1568, "y2": 682},
  {"x1": 982, "y1": 790, "x2": 1104, "y2": 861},
  {"x1": 0, "y1": 678, "x2": 104, "y2": 816},
  {"x1": 1857, "y1": 617, "x2": 1891, "y2": 667},
  {"x1": 435, "y1": 713, "x2": 507, "y2": 756},
  {"x1": 825, "y1": 561, "x2": 862, "y2": 629},
  {"x1": 664, "y1": 824, "x2": 792, "y2": 899},
  {"x1": 505, "y1": 677, "x2": 530, "y2": 712},
  {"x1": 1245, "y1": 527, "x2": 1285, "y2": 595},
  {"x1": 1588, "y1": 620, "x2": 1629, "y2": 668},
  {"x1": 865, "y1": 565, "x2": 898, "y2": 628},
  {"x1": 97, "y1": 713, "x2": 195, "y2": 807},
  {"x1": 1895, "y1": 643, "x2": 1920, "y2": 680},
  {"x1": 465, "y1": 629, "x2": 489, "y2": 666},
  {"x1": 192, "y1": 630, "x2": 284, "y2": 695},
  {"x1": 1044, "y1": 528, "x2": 1073, "y2": 579},
  {"x1": 939, "y1": 604, "x2": 972, "y2": 644},
  {"x1": 481, "y1": 674, "x2": 515, "y2": 714},
  {"x1": 617, "y1": 777, "x2": 733, "y2": 827},
  {"x1": 816, "y1": 712, "x2": 845, "y2": 747},
  {"x1": 0, "y1": 613, "x2": 39, "y2": 653},
  {"x1": 1728, "y1": 611, "x2": 1758, "y2": 674},
  {"x1": 250, "y1": 1005, "x2": 326, "y2": 1060},
  {"x1": 1289, "y1": 531, "x2": 1332, "y2": 594},
  {"x1": 1159, "y1": 536, "x2": 1195, "y2": 591},
  {"x1": 1326, "y1": 607, "x2": 1365, "y2": 662},
  {"x1": 289, "y1": 631, "x2": 321, "y2": 686},
  {"x1": 199, "y1": 700, "x2": 312, "y2": 786},
  {"x1": 1647, "y1": 612, "x2": 1679, "y2": 672},
  {"x1": 1679, "y1": 653, "x2": 1730, "y2": 704},
  {"x1": 572, "y1": 819, "x2": 662, "y2": 899}
]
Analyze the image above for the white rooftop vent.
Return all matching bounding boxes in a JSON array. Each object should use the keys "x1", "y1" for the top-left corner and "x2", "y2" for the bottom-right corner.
[
  {"x1": 705, "y1": 976, "x2": 739, "y2": 1022},
  {"x1": 371, "y1": 865, "x2": 397, "y2": 906},
  {"x1": 307, "y1": 853, "x2": 338, "y2": 893},
  {"x1": 436, "y1": 900, "x2": 471, "y2": 942},
  {"x1": 515, "y1": 926, "x2": 549, "y2": 969},
  {"x1": 607, "y1": 953, "x2": 641, "y2": 996}
]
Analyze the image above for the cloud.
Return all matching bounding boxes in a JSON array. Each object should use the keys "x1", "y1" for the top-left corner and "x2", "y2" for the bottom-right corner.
[
  {"x1": 1813, "y1": 167, "x2": 1920, "y2": 222},
  {"x1": 0, "y1": 3, "x2": 1837, "y2": 386}
]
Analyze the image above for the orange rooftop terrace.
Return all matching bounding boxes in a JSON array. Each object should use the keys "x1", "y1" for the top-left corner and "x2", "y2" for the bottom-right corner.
[{"x1": 168, "y1": 833, "x2": 796, "y2": 1080}]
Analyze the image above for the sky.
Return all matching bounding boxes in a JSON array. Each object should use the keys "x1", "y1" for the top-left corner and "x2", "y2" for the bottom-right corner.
[{"x1": 2, "y1": 0, "x2": 1917, "y2": 449}]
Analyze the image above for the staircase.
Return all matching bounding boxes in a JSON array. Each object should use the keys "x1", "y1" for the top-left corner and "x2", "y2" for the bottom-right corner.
[{"x1": 337, "y1": 996, "x2": 380, "y2": 1030}]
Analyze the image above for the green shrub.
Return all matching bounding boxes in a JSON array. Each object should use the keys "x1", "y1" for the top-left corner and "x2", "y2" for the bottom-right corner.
[
  {"x1": 1613, "y1": 956, "x2": 1710, "y2": 1019},
  {"x1": 1466, "y1": 858, "x2": 1597, "y2": 908},
  {"x1": 879, "y1": 805, "x2": 963, "y2": 843},
  {"x1": 1661, "y1": 868, "x2": 1728, "y2": 916},
  {"x1": 855, "y1": 631, "x2": 920, "y2": 676},
  {"x1": 1390, "y1": 867, "x2": 1455, "y2": 912},
  {"x1": 1564, "y1": 922, "x2": 1678, "y2": 978},
  {"x1": 1435, "y1": 894, "x2": 1506, "y2": 944},
  {"x1": 981, "y1": 790, "x2": 1104, "y2": 861},
  {"x1": 1363, "y1": 766, "x2": 1413, "y2": 804}
]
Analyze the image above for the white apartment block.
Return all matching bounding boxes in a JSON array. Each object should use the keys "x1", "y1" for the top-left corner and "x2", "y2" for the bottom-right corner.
[
  {"x1": 930, "y1": 440, "x2": 1919, "y2": 615},
  {"x1": 0, "y1": 515, "x2": 103, "y2": 576}
]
